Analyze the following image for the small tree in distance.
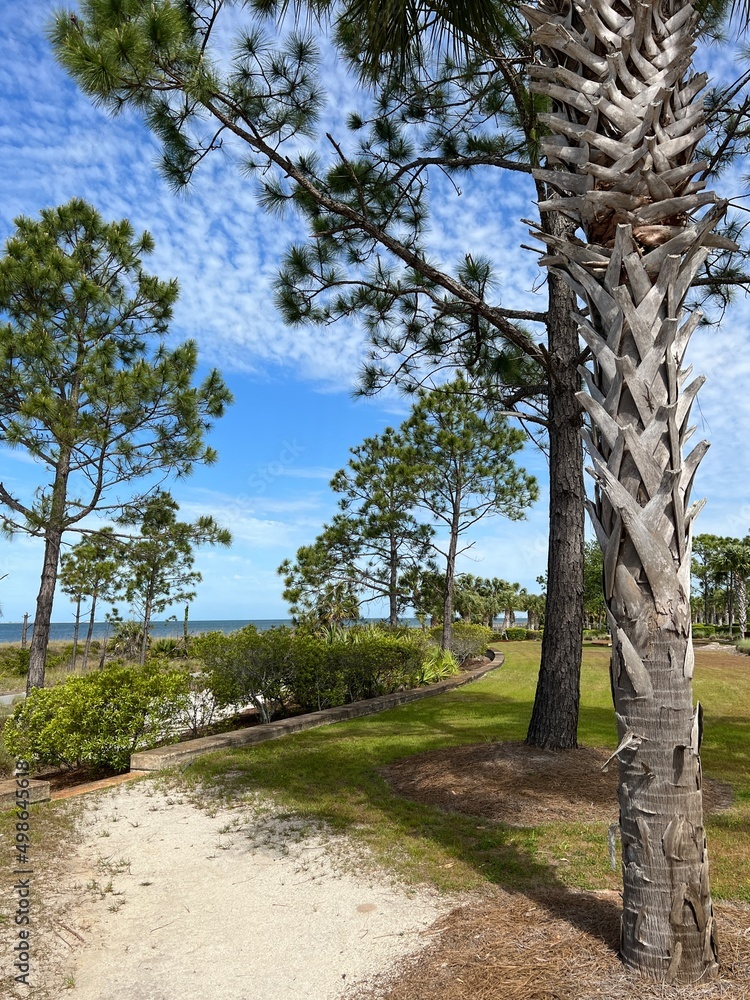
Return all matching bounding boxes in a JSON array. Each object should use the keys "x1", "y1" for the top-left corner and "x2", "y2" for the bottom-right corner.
[
  {"x1": 0, "y1": 200, "x2": 233, "y2": 690},
  {"x1": 402, "y1": 376, "x2": 538, "y2": 650},
  {"x1": 279, "y1": 427, "x2": 434, "y2": 625},
  {"x1": 59, "y1": 528, "x2": 125, "y2": 670},
  {"x1": 119, "y1": 491, "x2": 232, "y2": 665}
]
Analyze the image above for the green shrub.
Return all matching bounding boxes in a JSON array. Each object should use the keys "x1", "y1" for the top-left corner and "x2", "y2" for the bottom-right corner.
[
  {"x1": 0, "y1": 714, "x2": 16, "y2": 779},
  {"x1": 287, "y1": 633, "x2": 424, "y2": 711},
  {"x1": 692, "y1": 624, "x2": 716, "y2": 638},
  {"x1": 418, "y1": 646, "x2": 460, "y2": 684},
  {"x1": 2, "y1": 663, "x2": 189, "y2": 772},
  {"x1": 192, "y1": 627, "x2": 293, "y2": 724},
  {"x1": 736, "y1": 639, "x2": 750, "y2": 656},
  {"x1": 150, "y1": 637, "x2": 184, "y2": 659},
  {"x1": 173, "y1": 664, "x2": 228, "y2": 736},
  {"x1": 110, "y1": 620, "x2": 148, "y2": 661},
  {"x1": 287, "y1": 635, "x2": 347, "y2": 712},
  {"x1": 192, "y1": 627, "x2": 428, "y2": 718},
  {"x1": 0, "y1": 647, "x2": 30, "y2": 677},
  {"x1": 429, "y1": 623, "x2": 492, "y2": 664},
  {"x1": 333, "y1": 634, "x2": 424, "y2": 701},
  {"x1": 503, "y1": 626, "x2": 527, "y2": 641},
  {"x1": 525, "y1": 629, "x2": 543, "y2": 640}
]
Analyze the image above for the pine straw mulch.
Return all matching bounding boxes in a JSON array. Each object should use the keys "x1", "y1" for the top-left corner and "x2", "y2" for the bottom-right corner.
[
  {"x1": 379, "y1": 742, "x2": 734, "y2": 827},
  {"x1": 355, "y1": 888, "x2": 750, "y2": 1000},
  {"x1": 353, "y1": 743, "x2": 748, "y2": 1000}
]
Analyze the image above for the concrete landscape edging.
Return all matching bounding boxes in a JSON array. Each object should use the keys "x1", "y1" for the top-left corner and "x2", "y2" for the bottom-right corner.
[{"x1": 130, "y1": 652, "x2": 504, "y2": 772}]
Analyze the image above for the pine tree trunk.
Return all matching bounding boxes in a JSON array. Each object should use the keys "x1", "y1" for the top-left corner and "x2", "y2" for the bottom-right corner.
[
  {"x1": 140, "y1": 574, "x2": 156, "y2": 666},
  {"x1": 441, "y1": 509, "x2": 460, "y2": 651},
  {"x1": 527, "y1": 239, "x2": 585, "y2": 748},
  {"x1": 71, "y1": 597, "x2": 82, "y2": 670},
  {"x1": 27, "y1": 526, "x2": 64, "y2": 692},
  {"x1": 82, "y1": 589, "x2": 98, "y2": 671},
  {"x1": 389, "y1": 531, "x2": 399, "y2": 625},
  {"x1": 525, "y1": 0, "x2": 727, "y2": 980},
  {"x1": 27, "y1": 451, "x2": 71, "y2": 691},
  {"x1": 99, "y1": 624, "x2": 109, "y2": 670}
]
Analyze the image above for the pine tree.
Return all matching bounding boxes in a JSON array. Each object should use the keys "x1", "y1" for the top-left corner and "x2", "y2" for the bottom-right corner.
[
  {"x1": 0, "y1": 199, "x2": 232, "y2": 689},
  {"x1": 119, "y1": 491, "x2": 232, "y2": 665},
  {"x1": 59, "y1": 529, "x2": 124, "y2": 670},
  {"x1": 401, "y1": 376, "x2": 537, "y2": 649}
]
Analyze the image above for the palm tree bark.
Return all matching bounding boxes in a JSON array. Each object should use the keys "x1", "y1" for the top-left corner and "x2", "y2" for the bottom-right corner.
[
  {"x1": 524, "y1": 0, "x2": 731, "y2": 981},
  {"x1": 737, "y1": 576, "x2": 747, "y2": 637}
]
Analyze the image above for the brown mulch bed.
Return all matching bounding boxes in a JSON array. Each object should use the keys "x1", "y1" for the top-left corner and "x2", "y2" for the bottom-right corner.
[
  {"x1": 358, "y1": 743, "x2": 745, "y2": 999},
  {"x1": 380, "y1": 742, "x2": 734, "y2": 827},
  {"x1": 35, "y1": 763, "x2": 123, "y2": 792},
  {"x1": 356, "y1": 889, "x2": 750, "y2": 1000}
]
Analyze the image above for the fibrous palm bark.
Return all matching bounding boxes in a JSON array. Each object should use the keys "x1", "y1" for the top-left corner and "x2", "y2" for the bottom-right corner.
[{"x1": 522, "y1": 0, "x2": 735, "y2": 982}]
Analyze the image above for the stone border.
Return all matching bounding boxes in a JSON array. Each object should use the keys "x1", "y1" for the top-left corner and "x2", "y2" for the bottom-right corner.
[
  {"x1": 130, "y1": 653, "x2": 504, "y2": 772},
  {"x1": 0, "y1": 777, "x2": 50, "y2": 810}
]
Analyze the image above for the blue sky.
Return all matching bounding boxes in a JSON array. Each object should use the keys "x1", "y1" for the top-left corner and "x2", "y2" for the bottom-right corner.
[{"x1": 0, "y1": 2, "x2": 749, "y2": 623}]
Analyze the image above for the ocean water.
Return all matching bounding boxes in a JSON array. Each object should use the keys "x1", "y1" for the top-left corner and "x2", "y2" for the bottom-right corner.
[
  {"x1": 0, "y1": 620, "x2": 292, "y2": 644},
  {"x1": 0, "y1": 616, "x2": 527, "y2": 644}
]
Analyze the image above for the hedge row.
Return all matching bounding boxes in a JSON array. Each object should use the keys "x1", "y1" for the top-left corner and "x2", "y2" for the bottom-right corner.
[
  {"x1": 192, "y1": 625, "x2": 429, "y2": 720},
  {"x1": 2, "y1": 624, "x2": 496, "y2": 773},
  {"x1": 489, "y1": 628, "x2": 543, "y2": 641}
]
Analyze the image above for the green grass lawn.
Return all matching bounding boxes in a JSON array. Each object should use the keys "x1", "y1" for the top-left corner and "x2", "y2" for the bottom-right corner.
[
  {"x1": 181, "y1": 642, "x2": 750, "y2": 902},
  {"x1": 3, "y1": 638, "x2": 749, "y2": 937}
]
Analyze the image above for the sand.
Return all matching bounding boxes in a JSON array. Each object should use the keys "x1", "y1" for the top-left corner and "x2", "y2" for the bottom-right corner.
[{"x1": 24, "y1": 780, "x2": 449, "y2": 999}]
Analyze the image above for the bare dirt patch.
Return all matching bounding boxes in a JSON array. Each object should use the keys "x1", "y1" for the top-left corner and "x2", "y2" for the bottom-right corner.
[
  {"x1": 19, "y1": 782, "x2": 451, "y2": 1000},
  {"x1": 380, "y1": 742, "x2": 733, "y2": 827}
]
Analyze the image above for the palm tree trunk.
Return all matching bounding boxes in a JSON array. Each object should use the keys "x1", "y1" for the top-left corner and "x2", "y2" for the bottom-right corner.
[
  {"x1": 737, "y1": 577, "x2": 747, "y2": 638},
  {"x1": 525, "y1": 0, "x2": 730, "y2": 981}
]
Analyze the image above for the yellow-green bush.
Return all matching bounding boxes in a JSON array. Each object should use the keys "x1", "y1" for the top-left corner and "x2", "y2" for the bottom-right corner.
[
  {"x1": 430, "y1": 623, "x2": 493, "y2": 663},
  {"x1": 3, "y1": 663, "x2": 189, "y2": 771},
  {"x1": 192, "y1": 626, "x2": 427, "y2": 718}
]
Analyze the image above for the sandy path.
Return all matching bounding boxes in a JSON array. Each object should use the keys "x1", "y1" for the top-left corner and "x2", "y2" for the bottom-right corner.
[{"x1": 45, "y1": 780, "x2": 447, "y2": 999}]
